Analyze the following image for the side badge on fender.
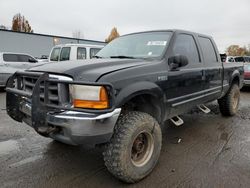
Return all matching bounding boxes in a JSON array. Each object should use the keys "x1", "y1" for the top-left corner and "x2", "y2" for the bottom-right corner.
[{"x1": 157, "y1": 75, "x2": 168, "y2": 81}]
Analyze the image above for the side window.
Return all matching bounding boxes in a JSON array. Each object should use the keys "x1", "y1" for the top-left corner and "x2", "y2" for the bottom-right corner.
[
  {"x1": 90, "y1": 48, "x2": 101, "y2": 58},
  {"x1": 50, "y1": 48, "x2": 61, "y2": 61},
  {"x1": 173, "y1": 34, "x2": 200, "y2": 64},
  {"x1": 77, "y1": 47, "x2": 86, "y2": 59},
  {"x1": 18, "y1": 55, "x2": 33, "y2": 62},
  {"x1": 235, "y1": 57, "x2": 244, "y2": 62},
  {"x1": 3, "y1": 54, "x2": 19, "y2": 62},
  {"x1": 60, "y1": 47, "x2": 71, "y2": 61},
  {"x1": 198, "y1": 37, "x2": 218, "y2": 62}
]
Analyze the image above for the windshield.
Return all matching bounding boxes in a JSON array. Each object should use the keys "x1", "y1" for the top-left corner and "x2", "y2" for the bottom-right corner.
[
  {"x1": 97, "y1": 31, "x2": 172, "y2": 59},
  {"x1": 50, "y1": 47, "x2": 61, "y2": 61}
]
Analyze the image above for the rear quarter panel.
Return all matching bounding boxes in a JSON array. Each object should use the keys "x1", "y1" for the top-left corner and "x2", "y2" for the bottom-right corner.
[{"x1": 221, "y1": 62, "x2": 244, "y2": 97}]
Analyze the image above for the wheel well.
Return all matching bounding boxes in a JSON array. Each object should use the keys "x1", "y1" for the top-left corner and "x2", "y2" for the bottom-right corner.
[
  {"x1": 231, "y1": 76, "x2": 239, "y2": 86},
  {"x1": 121, "y1": 94, "x2": 162, "y2": 124}
]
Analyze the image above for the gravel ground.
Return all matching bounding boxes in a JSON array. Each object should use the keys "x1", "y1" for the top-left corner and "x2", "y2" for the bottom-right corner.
[{"x1": 0, "y1": 89, "x2": 250, "y2": 188}]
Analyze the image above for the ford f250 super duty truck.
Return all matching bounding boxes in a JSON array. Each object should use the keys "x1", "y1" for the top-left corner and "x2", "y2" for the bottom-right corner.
[{"x1": 6, "y1": 30, "x2": 243, "y2": 183}]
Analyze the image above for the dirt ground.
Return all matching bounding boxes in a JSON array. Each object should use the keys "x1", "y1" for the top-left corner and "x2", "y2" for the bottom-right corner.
[{"x1": 0, "y1": 89, "x2": 250, "y2": 188}]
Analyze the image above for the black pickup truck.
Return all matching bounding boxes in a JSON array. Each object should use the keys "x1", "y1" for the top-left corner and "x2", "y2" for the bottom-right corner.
[{"x1": 6, "y1": 30, "x2": 243, "y2": 183}]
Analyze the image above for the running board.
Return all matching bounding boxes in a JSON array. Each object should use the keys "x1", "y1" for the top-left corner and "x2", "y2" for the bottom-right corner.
[
  {"x1": 170, "y1": 116, "x2": 184, "y2": 126},
  {"x1": 197, "y1": 104, "x2": 211, "y2": 114}
]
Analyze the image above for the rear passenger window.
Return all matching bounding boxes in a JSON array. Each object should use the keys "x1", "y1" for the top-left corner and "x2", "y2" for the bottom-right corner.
[
  {"x1": 3, "y1": 54, "x2": 19, "y2": 62},
  {"x1": 173, "y1": 34, "x2": 200, "y2": 63},
  {"x1": 198, "y1": 37, "x2": 218, "y2": 62},
  {"x1": 77, "y1": 47, "x2": 86, "y2": 59},
  {"x1": 90, "y1": 48, "x2": 101, "y2": 59},
  {"x1": 60, "y1": 47, "x2": 71, "y2": 61}
]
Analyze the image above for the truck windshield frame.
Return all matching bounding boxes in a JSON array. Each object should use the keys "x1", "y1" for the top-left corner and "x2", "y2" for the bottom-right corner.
[{"x1": 97, "y1": 31, "x2": 172, "y2": 59}]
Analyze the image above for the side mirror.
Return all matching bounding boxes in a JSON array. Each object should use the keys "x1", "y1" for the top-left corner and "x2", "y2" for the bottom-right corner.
[
  {"x1": 28, "y1": 58, "x2": 38, "y2": 63},
  {"x1": 168, "y1": 55, "x2": 188, "y2": 70}
]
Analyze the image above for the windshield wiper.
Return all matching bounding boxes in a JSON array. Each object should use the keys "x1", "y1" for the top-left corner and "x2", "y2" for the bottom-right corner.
[{"x1": 109, "y1": 55, "x2": 136, "y2": 59}]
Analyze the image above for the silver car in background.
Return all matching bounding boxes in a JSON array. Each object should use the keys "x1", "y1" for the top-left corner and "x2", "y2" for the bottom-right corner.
[{"x1": 0, "y1": 52, "x2": 46, "y2": 87}]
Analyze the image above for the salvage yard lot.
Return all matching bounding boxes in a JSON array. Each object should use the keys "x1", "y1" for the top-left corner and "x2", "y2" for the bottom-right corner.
[{"x1": 0, "y1": 90, "x2": 250, "y2": 188}]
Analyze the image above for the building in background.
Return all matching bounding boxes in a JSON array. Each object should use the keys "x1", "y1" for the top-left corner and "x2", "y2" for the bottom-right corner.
[{"x1": 0, "y1": 29, "x2": 106, "y2": 58}]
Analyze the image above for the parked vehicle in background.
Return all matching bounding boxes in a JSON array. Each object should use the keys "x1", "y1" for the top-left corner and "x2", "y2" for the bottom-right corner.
[
  {"x1": 243, "y1": 56, "x2": 250, "y2": 63},
  {"x1": 243, "y1": 63, "x2": 250, "y2": 86},
  {"x1": 220, "y1": 53, "x2": 227, "y2": 62},
  {"x1": 0, "y1": 52, "x2": 47, "y2": 87},
  {"x1": 234, "y1": 56, "x2": 250, "y2": 63},
  {"x1": 36, "y1": 55, "x2": 49, "y2": 62},
  {"x1": 49, "y1": 44, "x2": 104, "y2": 62},
  {"x1": 226, "y1": 56, "x2": 250, "y2": 64},
  {"x1": 235, "y1": 56, "x2": 245, "y2": 63},
  {"x1": 6, "y1": 30, "x2": 243, "y2": 183},
  {"x1": 226, "y1": 56, "x2": 236, "y2": 63}
]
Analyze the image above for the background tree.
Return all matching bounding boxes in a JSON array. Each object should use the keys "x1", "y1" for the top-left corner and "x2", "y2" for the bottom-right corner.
[
  {"x1": 105, "y1": 27, "x2": 120, "y2": 43},
  {"x1": 12, "y1": 13, "x2": 33, "y2": 33},
  {"x1": 226, "y1": 45, "x2": 248, "y2": 56}
]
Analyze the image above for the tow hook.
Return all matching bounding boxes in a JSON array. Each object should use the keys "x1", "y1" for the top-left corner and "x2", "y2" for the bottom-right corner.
[{"x1": 37, "y1": 126, "x2": 61, "y2": 136}]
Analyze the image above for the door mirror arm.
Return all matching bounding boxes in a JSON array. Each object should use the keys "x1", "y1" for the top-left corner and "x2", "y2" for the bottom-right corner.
[{"x1": 168, "y1": 55, "x2": 189, "y2": 70}]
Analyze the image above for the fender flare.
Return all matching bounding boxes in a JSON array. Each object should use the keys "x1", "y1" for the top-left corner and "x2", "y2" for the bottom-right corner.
[
  {"x1": 230, "y1": 69, "x2": 241, "y2": 86},
  {"x1": 115, "y1": 81, "x2": 166, "y2": 123}
]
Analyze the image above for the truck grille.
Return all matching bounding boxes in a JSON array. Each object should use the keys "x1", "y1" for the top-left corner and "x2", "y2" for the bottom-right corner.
[{"x1": 21, "y1": 75, "x2": 72, "y2": 106}]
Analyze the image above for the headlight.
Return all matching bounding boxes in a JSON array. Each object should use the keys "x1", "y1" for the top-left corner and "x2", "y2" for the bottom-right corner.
[{"x1": 70, "y1": 85, "x2": 109, "y2": 109}]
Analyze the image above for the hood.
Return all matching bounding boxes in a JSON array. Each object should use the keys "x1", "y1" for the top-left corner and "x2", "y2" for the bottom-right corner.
[{"x1": 28, "y1": 58, "x2": 148, "y2": 81}]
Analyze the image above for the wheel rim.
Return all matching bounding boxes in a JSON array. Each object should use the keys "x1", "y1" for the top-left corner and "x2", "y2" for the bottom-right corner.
[
  {"x1": 131, "y1": 131, "x2": 154, "y2": 167},
  {"x1": 232, "y1": 90, "x2": 240, "y2": 110}
]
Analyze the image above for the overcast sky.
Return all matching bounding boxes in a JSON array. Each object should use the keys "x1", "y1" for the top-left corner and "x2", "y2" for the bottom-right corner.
[{"x1": 1, "y1": 0, "x2": 250, "y2": 52}]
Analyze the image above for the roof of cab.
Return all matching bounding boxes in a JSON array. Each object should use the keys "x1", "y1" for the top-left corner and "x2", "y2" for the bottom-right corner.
[
  {"x1": 122, "y1": 29, "x2": 213, "y2": 39},
  {"x1": 53, "y1": 43, "x2": 105, "y2": 48}
]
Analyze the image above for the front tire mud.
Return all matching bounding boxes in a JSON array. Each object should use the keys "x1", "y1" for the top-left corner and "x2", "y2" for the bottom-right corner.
[{"x1": 103, "y1": 111, "x2": 162, "y2": 183}]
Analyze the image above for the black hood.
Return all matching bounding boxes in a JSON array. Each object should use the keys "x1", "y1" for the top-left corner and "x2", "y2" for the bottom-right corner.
[{"x1": 28, "y1": 58, "x2": 148, "y2": 82}]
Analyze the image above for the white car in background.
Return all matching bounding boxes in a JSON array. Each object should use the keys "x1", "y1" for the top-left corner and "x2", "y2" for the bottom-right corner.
[
  {"x1": 226, "y1": 56, "x2": 250, "y2": 63},
  {"x1": 49, "y1": 44, "x2": 104, "y2": 62},
  {"x1": 226, "y1": 56, "x2": 236, "y2": 63},
  {"x1": 0, "y1": 52, "x2": 47, "y2": 87}
]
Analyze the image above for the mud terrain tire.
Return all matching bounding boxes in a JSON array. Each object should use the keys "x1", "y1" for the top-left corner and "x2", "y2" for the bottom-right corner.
[
  {"x1": 218, "y1": 84, "x2": 240, "y2": 116},
  {"x1": 103, "y1": 111, "x2": 162, "y2": 183}
]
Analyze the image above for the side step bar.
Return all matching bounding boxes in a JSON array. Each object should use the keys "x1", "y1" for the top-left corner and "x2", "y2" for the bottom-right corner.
[
  {"x1": 170, "y1": 104, "x2": 210, "y2": 127},
  {"x1": 197, "y1": 104, "x2": 211, "y2": 114},
  {"x1": 170, "y1": 116, "x2": 184, "y2": 126}
]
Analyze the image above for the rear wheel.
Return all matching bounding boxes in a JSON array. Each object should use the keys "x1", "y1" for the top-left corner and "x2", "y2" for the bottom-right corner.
[
  {"x1": 103, "y1": 111, "x2": 162, "y2": 183},
  {"x1": 218, "y1": 83, "x2": 240, "y2": 116}
]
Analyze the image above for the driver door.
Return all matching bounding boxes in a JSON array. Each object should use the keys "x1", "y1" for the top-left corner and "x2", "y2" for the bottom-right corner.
[{"x1": 165, "y1": 33, "x2": 204, "y2": 115}]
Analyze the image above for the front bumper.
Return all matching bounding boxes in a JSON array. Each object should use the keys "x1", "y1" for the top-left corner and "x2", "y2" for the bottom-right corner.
[
  {"x1": 6, "y1": 71, "x2": 119, "y2": 146},
  {"x1": 21, "y1": 102, "x2": 121, "y2": 145},
  {"x1": 47, "y1": 109, "x2": 121, "y2": 145}
]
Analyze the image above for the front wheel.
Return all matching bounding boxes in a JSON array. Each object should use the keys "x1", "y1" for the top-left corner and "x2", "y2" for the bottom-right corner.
[
  {"x1": 218, "y1": 83, "x2": 240, "y2": 116},
  {"x1": 103, "y1": 111, "x2": 162, "y2": 183}
]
